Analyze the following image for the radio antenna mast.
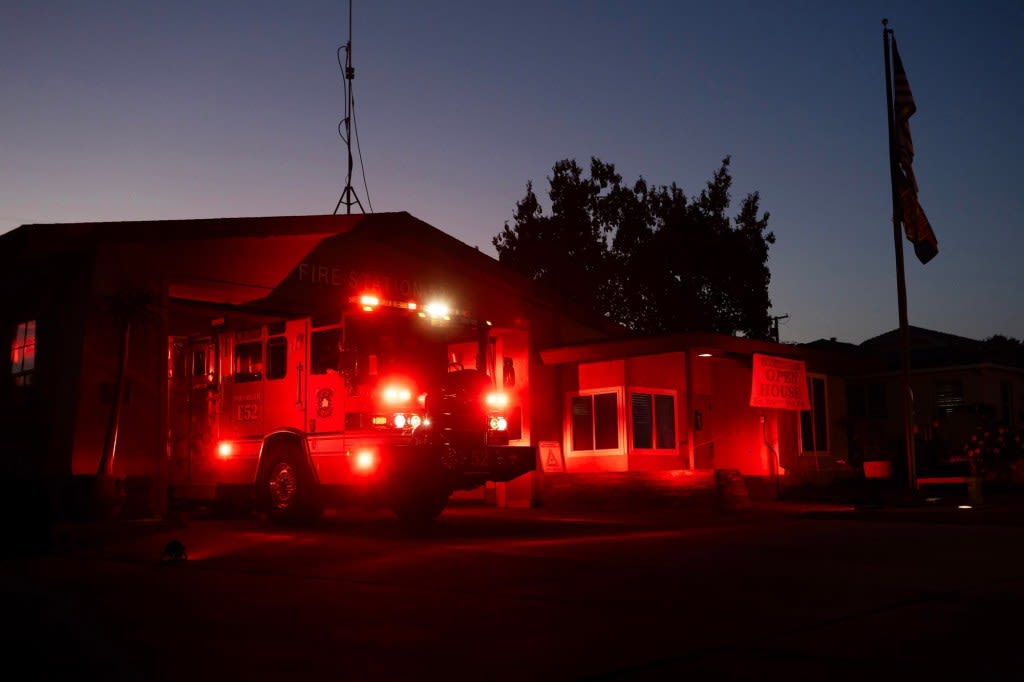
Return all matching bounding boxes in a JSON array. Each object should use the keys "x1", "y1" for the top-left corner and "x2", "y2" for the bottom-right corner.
[{"x1": 334, "y1": 0, "x2": 365, "y2": 215}]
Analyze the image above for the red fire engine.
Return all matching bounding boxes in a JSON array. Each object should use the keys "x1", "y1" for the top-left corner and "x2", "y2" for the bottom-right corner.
[{"x1": 168, "y1": 293, "x2": 534, "y2": 522}]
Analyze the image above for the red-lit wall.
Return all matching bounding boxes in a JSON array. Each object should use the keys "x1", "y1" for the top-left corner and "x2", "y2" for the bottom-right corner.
[{"x1": 555, "y1": 351, "x2": 813, "y2": 477}]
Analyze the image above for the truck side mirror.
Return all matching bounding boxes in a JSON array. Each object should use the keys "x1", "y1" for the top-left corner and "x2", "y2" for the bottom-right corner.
[{"x1": 502, "y1": 357, "x2": 515, "y2": 388}]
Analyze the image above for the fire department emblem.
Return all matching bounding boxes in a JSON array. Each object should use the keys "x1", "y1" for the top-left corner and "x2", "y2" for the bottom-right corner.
[{"x1": 316, "y1": 388, "x2": 334, "y2": 418}]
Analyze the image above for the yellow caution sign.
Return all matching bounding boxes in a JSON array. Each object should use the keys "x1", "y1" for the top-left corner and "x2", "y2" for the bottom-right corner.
[{"x1": 539, "y1": 441, "x2": 564, "y2": 472}]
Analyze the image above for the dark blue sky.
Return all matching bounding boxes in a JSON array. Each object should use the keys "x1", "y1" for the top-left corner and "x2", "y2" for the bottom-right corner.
[{"x1": 3, "y1": 1, "x2": 1022, "y2": 344}]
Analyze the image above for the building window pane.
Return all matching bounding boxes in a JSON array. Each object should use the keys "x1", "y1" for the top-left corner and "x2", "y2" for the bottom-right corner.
[
  {"x1": 655, "y1": 394, "x2": 676, "y2": 449},
  {"x1": 800, "y1": 376, "x2": 828, "y2": 453},
  {"x1": 570, "y1": 391, "x2": 620, "y2": 453},
  {"x1": 594, "y1": 393, "x2": 619, "y2": 450},
  {"x1": 936, "y1": 381, "x2": 964, "y2": 415},
  {"x1": 631, "y1": 391, "x2": 676, "y2": 451},
  {"x1": 571, "y1": 395, "x2": 594, "y2": 451},
  {"x1": 10, "y1": 320, "x2": 36, "y2": 386},
  {"x1": 631, "y1": 393, "x2": 653, "y2": 449}
]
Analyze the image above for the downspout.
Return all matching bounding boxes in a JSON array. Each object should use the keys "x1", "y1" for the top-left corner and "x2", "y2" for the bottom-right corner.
[
  {"x1": 762, "y1": 409, "x2": 781, "y2": 499},
  {"x1": 684, "y1": 350, "x2": 695, "y2": 469}
]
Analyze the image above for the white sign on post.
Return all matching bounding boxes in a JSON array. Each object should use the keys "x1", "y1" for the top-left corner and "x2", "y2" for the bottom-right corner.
[
  {"x1": 539, "y1": 441, "x2": 565, "y2": 472},
  {"x1": 749, "y1": 353, "x2": 811, "y2": 410}
]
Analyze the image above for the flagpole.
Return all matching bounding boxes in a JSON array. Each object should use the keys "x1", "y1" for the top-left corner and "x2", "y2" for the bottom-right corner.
[{"x1": 883, "y1": 19, "x2": 916, "y2": 490}]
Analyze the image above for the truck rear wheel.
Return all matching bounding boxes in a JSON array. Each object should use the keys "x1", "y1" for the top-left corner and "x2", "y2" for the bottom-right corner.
[{"x1": 261, "y1": 449, "x2": 321, "y2": 523}]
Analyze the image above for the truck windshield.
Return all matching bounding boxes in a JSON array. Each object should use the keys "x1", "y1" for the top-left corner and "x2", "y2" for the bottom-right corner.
[{"x1": 343, "y1": 310, "x2": 479, "y2": 386}]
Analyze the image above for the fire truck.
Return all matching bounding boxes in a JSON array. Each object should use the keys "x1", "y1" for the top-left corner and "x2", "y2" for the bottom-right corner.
[{"x1": 168, "y1": 293, "x2": 534, "y2": 523}]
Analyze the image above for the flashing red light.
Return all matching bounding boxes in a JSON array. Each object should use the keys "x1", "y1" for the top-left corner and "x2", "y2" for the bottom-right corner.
[
  {"x1": 383, "y1": 385, "x2": 413, "y2": 404},
  {"x1": 353, "y1": 449, "x2": 376, "y2": 472},
  {"x1": 424, "y1": 301, "x2": 450, "y2": 318},
  {"x1": 486, "y1": 392, "x2": 509, "y2": 409},
  {"x1": 360, "y1": 294, "x2": 380, "y2": 311},
  {"x1": 217, "y1": 441, "x2": 233, "y2": 458}
]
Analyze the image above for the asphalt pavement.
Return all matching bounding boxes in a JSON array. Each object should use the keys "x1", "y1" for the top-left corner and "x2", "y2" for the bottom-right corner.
[{"x1": 7, "y1": 485, "x2": 1022, "y2": 561}]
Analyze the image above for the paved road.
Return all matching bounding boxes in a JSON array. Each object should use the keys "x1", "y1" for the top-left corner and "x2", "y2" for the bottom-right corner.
[{"x1": 4, "y1": 503, "x2": 1024, "y2": 681}]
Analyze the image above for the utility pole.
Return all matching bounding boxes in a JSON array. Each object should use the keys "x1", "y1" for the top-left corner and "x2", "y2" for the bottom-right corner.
[{"x1": 769, "y1": 314, "x2": 789, "y2": 343}]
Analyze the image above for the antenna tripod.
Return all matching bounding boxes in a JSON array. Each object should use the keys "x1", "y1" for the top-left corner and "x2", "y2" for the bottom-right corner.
[{"x1": 334, "y1": 0, "x2": 364, "y2": 215}]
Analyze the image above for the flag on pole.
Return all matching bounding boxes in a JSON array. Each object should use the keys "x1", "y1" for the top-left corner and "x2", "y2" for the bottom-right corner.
[{"x1": 891, "y1": 38, "x2": 938, "y2": 264}]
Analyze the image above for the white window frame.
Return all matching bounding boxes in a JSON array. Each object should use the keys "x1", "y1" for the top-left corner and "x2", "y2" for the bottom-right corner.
[
  {"x1": 565, "y1": 387, "x2": 626, "y2": 457},
  {"x1": 628, "y1": 387, "x2": 679, "y2": 454}
]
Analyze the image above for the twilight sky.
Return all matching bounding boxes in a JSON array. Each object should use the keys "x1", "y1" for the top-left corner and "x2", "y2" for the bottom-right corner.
[{"x1": 2, "y1": 1, "x2": 1022, "y2": 345}]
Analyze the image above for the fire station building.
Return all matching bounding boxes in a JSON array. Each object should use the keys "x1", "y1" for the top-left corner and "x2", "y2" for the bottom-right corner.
[{"x1": 1, "y1": 212, "x2": 861, "y2": 518}]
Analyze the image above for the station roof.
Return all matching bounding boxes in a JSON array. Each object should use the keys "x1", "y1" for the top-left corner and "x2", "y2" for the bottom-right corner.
[{"x1": 540, "y1": 330, "x2": 873, "y2": 374}]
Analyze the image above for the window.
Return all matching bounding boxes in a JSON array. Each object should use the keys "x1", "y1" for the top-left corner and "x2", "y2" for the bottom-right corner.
[
  {"x1": 800, "y1": 375, "x2": 828, "y2": 453},
  {"x1": 10, "y1": 320, "x2": 36, "y2": 387},
  {"x1": 234, "y1": 341, "x2": 263, "y2": 383},
  {"x1": 630, "y1": 391, "x2": 677, "y2": 451},
  {"x1": 266, "y1": 337, "x2": 287, "y2": 380},
  {"x1": 191, "y1": 348, "x2": 208, "y2": 379},
  {"x1": 847, "y1": 382, "x2": 887, "y2": 419},
  {"x1": 936, "y1": 380, "x2": 964, "y2": 415},
  {"x1": 310, "y1": 328, "x2": 341, "y2": 375},
  {"x1": 570, "y1": 390, "x2": 621, "y2": 453}
]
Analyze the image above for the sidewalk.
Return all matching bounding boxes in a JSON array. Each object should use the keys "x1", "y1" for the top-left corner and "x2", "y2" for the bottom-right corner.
[{"x1": 764, "y1": 475, "x2": 1024, "y2": 526}]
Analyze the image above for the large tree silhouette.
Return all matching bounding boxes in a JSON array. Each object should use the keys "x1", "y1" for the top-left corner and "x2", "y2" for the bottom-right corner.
[{"x1": 493, "y1": 156, "x2": 775, "y2": 339}]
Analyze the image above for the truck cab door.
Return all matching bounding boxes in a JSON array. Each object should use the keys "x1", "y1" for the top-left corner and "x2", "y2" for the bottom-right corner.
[
  {"x1": 261, "y1": 320, "x2": 309, "y2": 431},
  {"x1": 305, "y1": 324, "x2": 346, "y2": 434}
]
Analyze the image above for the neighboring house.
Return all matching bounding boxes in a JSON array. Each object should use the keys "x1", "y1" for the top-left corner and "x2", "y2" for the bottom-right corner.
[{"x1": 808, "y1": 327, "x2": 1024, "y2": 479}]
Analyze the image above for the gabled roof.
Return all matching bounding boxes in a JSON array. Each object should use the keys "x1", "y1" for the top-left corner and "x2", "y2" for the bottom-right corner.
[
  {"x1": 860, "y1": 325, "x2": 982, "y2": 350},
  {"x1": 2, "y1": 212, "x2": 621, "y2": 341},
  {"x1": 855, "y1": 326, "x2": 1024, "y2": 371},
  {"x1": 0, "y1": 212, "x2": 550, "y2": 289}
]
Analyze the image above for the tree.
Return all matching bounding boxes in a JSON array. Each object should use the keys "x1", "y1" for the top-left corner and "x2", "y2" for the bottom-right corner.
[{"x1": 493, "y1": 156, "x2": 776, "y2": 338}]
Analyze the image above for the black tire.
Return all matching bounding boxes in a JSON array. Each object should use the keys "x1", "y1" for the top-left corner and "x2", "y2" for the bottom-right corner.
[{"x1": 260, "y1": 448, "x2": 322, "y2": 523}]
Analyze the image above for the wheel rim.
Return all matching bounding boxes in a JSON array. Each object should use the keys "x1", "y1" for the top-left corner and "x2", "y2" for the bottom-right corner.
[{"x1": 268, "y1": 462, "x2": 298, "y2": 510}]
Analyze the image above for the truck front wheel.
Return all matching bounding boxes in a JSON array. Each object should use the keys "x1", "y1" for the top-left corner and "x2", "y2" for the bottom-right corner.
[{"x1": 261, "y1": 450, "x2": 321, "y2": 523}]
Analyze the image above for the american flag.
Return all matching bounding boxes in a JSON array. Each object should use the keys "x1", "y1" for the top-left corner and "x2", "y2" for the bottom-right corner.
[{"x1": 891, "y1": 38, "x2": 937, "y2": 264}]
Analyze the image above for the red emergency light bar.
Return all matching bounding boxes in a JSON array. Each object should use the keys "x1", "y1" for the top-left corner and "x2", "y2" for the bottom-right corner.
[
  {"x1": 351, "y1": 293, "x2": 421, "y2": 312},
  {"x1": 349, "y1": 293, "x2": 482, "y2": 323}
]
